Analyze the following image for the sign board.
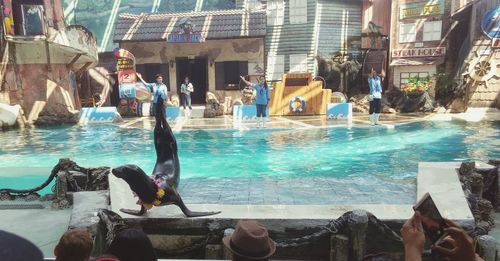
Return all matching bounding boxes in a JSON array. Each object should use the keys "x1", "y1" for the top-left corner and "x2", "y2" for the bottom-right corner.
[
  {"x1": 166, "y1": 33, "x2": 205, "y2": 43},
  {"x1": 392, "y1": 47, "x2": 446, "y2": 58},
  {"x1": 400, "y1": 0, "x2": 444, "y2": 19},
  {"x1": 481, "y1": 6, "x2": 500, "y2": 39},
  {"x1": 248, "y1": 62, "x2": 265, "y2": 75},
  {"x1": 166, "y1": 17, "x2": 205, "y2": 43},
  {"x1": 115, "y1": 48, "x2": 138, "y2": 99}
]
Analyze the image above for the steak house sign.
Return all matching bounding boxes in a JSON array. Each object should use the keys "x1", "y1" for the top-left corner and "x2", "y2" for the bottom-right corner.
[{"x1": 392, "y1": 47, "x2": 446, "y2": 58}]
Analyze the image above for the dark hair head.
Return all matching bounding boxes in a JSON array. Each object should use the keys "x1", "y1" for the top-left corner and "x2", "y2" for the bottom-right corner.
[
  {"x1": 155, "y1": 74, "x2": 163, "y2": 79},
  {"x1": 55, "y1": 229, "x2": 93, "y2": 261},
  {"x1": 184, "y1": 76, "x2": 189, "y2": 81},
  {"x1": 108, "y1": 229, "x2": 157, "y2": 261}
]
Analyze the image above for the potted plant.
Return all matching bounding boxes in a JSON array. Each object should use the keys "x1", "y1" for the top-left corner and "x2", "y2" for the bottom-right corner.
[{"x1": 401, "y1": 76, "x2": 433, "y2": 98}]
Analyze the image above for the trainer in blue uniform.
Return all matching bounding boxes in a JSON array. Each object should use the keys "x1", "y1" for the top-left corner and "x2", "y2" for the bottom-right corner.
[
  {"x1": 137, "y1": 73, "x2": 168, "y2": 116},
  {"x1": 240, "y1": 76, "x2": 270, "y2": 128},
  {"x1": 368, "y1": 68, "x2": 383, "y2": 125}
]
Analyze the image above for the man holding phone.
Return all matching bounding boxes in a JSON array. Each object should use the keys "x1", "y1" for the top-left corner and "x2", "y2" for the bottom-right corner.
[{"x1": 402, "y1": 212, "x2": 483, "y2": 261}]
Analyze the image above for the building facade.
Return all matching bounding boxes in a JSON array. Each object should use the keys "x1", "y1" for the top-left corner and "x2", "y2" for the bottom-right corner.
[
  {"x1": 451, "y1": 0, "x2": 500, "y2": 108},
  {"x1": 0, "y1": 0, "x2": 98, "y2": 124},
  {"x1": 389, "y1": 0, "x2": 452, "y2": 95},
  {"x1": 114, "y1": 9, "x2": 266, "y2": 103},
  {"x1": 262, "y1": 0, "x2": 363, "y2": 81}
]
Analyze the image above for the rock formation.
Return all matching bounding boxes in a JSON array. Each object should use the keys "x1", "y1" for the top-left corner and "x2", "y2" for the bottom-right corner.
[{"x1": 204, "y1": 92, "x2": 224, "y2": 118}]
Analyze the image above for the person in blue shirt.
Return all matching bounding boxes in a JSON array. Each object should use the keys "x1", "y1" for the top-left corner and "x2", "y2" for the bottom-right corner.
[
  {"x1": 137, "y1": 73, "x2": 168, "y2": 117},
  {"x1": 368, "y1": 68, "x2": 383, "y2": 125},
  {"x1": 240, "y1": 75, "x2": 270, "y2": 128}
]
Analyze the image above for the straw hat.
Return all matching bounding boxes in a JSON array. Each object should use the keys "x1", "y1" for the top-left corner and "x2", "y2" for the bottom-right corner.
[{"x1": 223, "y1": 220, "x2": 276, "y2": 260}]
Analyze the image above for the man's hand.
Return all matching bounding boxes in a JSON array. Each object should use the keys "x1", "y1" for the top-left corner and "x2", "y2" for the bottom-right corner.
[
  {"x1": 401, "y1": 211, "x2": 425, "y2": 261},
  {"x1": 432, "y1": 219, "x2": 477, "y2": 261}
]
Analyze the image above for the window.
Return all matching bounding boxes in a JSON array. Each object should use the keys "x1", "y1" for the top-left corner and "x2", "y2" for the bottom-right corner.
[
  {"x1": 289, "y1": 0, "x2": 307, "y2": 24},
  {"x1": 11, "y1": 0, "x2": 46, "y2": 36},
  {"x1": 215, "y1": 61, "x2": 248, "y2": 90},
  {"x1": 400, "y1": 72, "x2": 430, "y2": 86},
  {"x1": 289, "y1": 54, "x2": 308, "y2": 72},
  {"x1": 267, "y1": 0, "x2": 284, "y2": 26},
  {"x1": 246, "y1": 0, "x2": 261, "y2": 9},
  {"x1": 266, "y1": 55, "x2": 285, "y2": 81},
  {"x1": 224, "y1": 62, "x2": 241, "y2": 85},
  {"x1": 399, "y1": 23, "x2": 416, "y2": 43},
  {"x1": 423, "y1": 21, "x2": 442, "y2": 41}
]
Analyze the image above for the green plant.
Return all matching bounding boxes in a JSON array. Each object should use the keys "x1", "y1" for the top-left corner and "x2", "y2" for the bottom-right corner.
[{"x1": 434, "y1": 70, "x2": 456, "y2": 105}]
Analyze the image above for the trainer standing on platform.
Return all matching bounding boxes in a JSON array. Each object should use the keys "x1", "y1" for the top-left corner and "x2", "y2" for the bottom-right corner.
[
  {"x1": 180, "y1": 76, "x2": 194, "y2": 117},
  {"x1": 137, "y1": 73, "x2": 168, "y2": 116},
  {"x1": 368, "y1": 68, "x2": 383, "y2": 125},
  {"x1": 240, "y1": 75, "x2": 270, "y2": 128}
]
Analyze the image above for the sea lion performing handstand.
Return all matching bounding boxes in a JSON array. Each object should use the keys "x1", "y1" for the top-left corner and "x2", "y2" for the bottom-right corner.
[{"x1": 113, "y1": 98, "x2": 220, "y2": 217}]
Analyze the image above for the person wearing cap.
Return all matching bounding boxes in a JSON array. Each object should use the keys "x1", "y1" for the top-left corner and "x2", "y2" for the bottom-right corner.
[{"x1": 223, "y1": 220, "x2": 276, "y2": 261}]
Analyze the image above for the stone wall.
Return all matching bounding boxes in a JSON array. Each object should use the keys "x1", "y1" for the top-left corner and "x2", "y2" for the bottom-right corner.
[{"x1": 1, "y1": 63, "x2": 80, "y2": 125}]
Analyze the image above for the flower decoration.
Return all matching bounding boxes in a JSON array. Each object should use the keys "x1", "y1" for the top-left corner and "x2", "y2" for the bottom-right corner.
[{"x1": 401, "y1": 76, "x2": 433, "y2": 97}]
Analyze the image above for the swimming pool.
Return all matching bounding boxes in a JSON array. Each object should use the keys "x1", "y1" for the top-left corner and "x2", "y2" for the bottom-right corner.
[{"x1": 0, "y1": 120, "x2": 499, "y2": 205}]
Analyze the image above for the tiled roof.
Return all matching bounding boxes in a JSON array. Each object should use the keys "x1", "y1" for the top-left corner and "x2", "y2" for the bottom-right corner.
[{"x1": 114, "y1": 9, "x2": 266, "y2": 42}]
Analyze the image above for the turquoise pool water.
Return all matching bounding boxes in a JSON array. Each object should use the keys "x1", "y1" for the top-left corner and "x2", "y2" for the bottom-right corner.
[{"x1": 1, "y1": 121, "x2": 499, "y2": 204}]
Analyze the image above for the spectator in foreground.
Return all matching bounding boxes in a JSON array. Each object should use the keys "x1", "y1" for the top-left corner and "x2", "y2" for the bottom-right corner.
[
  {"x1": 54, "y1": 229, "x2": 93, "y2": 261},
  {"x1": 106, "y1": 229, "x2": 157, "y2": 261},
  {"x1": 401, "y1": 211, "x2": 483, "y2": 261},
  {"x1": 223, "y1": 220, "x2": 276, "y2": 261},
  {"x1": 0, "y1": 230, "x2": 44, "y2": 261}
]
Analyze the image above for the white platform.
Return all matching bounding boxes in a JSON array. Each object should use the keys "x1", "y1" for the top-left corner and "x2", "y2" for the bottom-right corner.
[
  {"x1": 181, "y1": 106, "x2": 205, "y2": 118},
  {"x1": 417, "y1": 162, "x2": 474, "y2": 228}
]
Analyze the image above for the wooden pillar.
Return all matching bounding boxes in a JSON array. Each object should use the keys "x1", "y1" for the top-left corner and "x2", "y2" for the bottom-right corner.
[
  {"x1": 330, "y1": 234, "x2": 349, "y2": 261},
  {"x1": 348, "y1": 210, "x2": 369, "y2": 260}
]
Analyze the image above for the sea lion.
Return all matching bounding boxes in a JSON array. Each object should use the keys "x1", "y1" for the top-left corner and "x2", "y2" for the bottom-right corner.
[{"x1": 113, "y1": 98, "x2": 220, "y2": 217}]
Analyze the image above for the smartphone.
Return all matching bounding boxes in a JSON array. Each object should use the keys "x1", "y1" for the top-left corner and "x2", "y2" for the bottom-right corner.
[{"x1": 413, "y1": 193, "x2": 448, "y2": 244}]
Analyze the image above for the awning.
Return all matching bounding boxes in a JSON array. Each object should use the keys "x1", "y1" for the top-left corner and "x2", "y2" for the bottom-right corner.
[{"x1": 390, "y1": 57, "x2": 444, "y2": 66}]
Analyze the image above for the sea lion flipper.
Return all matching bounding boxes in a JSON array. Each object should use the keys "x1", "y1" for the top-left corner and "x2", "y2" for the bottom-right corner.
[
  {"x1": 170, "y1": 190, "x2": 220, "y2": 217},
  {"x1": 119, "y1": 206, "x2": 146, "y2": 216}
]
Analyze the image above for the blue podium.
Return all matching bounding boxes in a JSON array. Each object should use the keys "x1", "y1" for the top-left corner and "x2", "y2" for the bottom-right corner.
[
  {"x1": 79, "y1": 107, "x2": 121, "y2": 124},
  {"x1": 165, "y1": 107, "x2": 180, "y2": 121},
  {"x1": 327, "y1": 103, "x2": 352, "y2": 120},
  {"x1": 233, "y1": 105, "x2": 269, "y2": 120}
]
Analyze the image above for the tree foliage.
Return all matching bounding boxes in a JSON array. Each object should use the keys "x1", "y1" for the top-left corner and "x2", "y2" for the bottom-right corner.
[{"x1": 316, "y1": 53, "x2": 362, "y2": 94}]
